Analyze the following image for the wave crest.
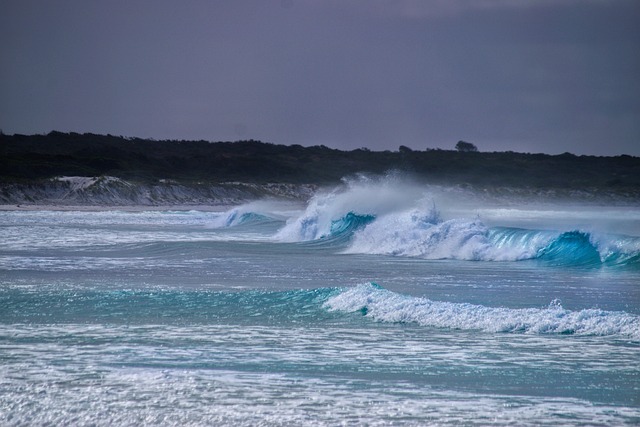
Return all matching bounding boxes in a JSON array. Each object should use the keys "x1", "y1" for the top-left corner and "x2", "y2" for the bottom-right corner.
[{"x1": 325, "y1": 283, "x2": 640, "y2": 339}]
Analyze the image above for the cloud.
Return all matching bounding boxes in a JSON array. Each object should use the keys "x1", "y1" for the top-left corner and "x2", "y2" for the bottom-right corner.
[{"x1": 325, "y1": 0, "x2": 620, "y2": 19}]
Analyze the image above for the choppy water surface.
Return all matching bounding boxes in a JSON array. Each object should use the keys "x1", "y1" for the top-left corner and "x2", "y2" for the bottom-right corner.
[{"x1": 1, "y1": 179, "x2": 639, "y2": 426}]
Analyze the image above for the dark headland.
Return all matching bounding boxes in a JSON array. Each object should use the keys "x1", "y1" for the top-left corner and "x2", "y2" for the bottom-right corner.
[{"x1": 2, "y1": 131, "x2": 639, "y2": 206}]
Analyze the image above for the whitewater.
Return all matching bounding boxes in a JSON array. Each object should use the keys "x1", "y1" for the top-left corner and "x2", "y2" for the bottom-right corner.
[{"x1": 1, "y1": 176, "x2": 639, "y2": 426}]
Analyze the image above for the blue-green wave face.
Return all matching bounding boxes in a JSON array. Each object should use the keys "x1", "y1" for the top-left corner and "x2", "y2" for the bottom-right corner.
[
  {"x1": 487, "y1": 228, "x2": 640, "y2": 268},
  {"x1": 329, "y1": 212, "x2": 376, "y2": 237},
  {"x1": 295, "y1": 212, "x2": 377, "y2": 249},
  {"x1": 276, "y1": 210, "x2": 380, "y2": 243},
  {"x1": 537, "y1": 231, "x2": 601, "y2": 267}
]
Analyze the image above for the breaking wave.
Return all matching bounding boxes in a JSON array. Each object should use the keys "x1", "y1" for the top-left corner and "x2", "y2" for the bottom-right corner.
[
  {"x1": 275, "y1": 174, "x2": 429, "y2": 241},
  {"x1": 3, "y1": 284, "x2": 637, "y2": 340},
  {"x1": 349, "y1": 219, "x2": 640, "y2": 267},
  {"x1": 325, "y1": 283, "x2": 640, "y2": 340},
  {"x1": 271, "y1": 176, "x2": 640, "y2": 268}
]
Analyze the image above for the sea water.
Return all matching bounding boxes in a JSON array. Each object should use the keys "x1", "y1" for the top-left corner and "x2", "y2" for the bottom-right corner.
[{"x1": 1, "y1": 178, "x2": 639, "y2": 426}]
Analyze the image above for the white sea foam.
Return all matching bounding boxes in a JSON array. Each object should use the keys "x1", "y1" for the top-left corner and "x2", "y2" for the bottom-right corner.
[
  {"x1": 3, "y1": 323, "x2": 638, "y2": 426},
  {"x1": 345, "y1": 209, "x2": 533, "y2": 260},
  {"x1": 325, "y1": 283, "x2": 640, "y2": 340}
]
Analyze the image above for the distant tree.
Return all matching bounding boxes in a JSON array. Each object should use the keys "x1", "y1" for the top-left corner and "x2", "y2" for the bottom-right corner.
[
  {"x1": 398, "y1": 145, "x2": 413, "y2": 153},
  {"x1": 456, "y1": 141, "x2": 478, "y2": 152}
]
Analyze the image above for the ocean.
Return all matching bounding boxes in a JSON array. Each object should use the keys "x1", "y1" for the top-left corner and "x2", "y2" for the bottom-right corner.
[{"x1": 1, "y1": 177, "x2": 639, "y2": 426}]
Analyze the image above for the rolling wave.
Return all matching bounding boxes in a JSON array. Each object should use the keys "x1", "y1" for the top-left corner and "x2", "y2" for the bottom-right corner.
[
  {"x1": 490, "y1": 228, "x2": 640, "y2": 267},
  {"x1": 212, "y1": 210, "x2": 272, "y2": 227},
  {"x1": 3, "y1": 284, "x2": 637, "y2": 339},
  {"x1": 210, "y1": 202, "x2": 290, "y2": 228},
  {"x1": 343, "y1": 212, "x2": 639, "y2": 267},
  {"x1": 325, "y1": 283, "x2": 640, "y2": 340},
  {"x1": 271, "y1": 176, "x2": 640, "y2": 267}
]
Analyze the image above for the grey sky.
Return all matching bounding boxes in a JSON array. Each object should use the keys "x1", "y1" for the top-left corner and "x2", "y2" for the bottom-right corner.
[{"x1": 1, "y1": 0, "x2": 638, "y2": 155}]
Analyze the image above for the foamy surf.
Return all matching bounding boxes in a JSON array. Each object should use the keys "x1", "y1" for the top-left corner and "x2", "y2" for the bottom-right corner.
[
  {"x1": 325, "y1": 283, "x2": 640, "y2": 340},
  {"x1": 3, "y1": 198, "x2": 639, "y2": 427}
]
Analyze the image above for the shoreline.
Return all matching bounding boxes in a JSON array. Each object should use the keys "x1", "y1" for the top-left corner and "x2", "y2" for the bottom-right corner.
[
  {"x1": 2, "y1": 178, "x2": 639, "y2": 212},
  {"x1": 0, "y1": 204, "x2": 233, "y2": 212}
]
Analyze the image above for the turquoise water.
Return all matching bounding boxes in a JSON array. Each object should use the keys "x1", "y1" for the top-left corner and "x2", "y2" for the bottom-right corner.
[{"x1": 1, "y1": 182, "x2": 639, "y2": 425}]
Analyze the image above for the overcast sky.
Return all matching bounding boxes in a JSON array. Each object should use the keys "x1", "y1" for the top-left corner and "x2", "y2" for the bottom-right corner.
[{"x1": 1, "y1": 0, "x2": 638, "y2": 155}]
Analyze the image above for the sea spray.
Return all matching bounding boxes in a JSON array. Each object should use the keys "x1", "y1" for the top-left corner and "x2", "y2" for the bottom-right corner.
[
  {"x1": 345, "y1": 211, "x2": 500, "y2": 260},
  {"x1": 275, "y1": 174, "x2": 431, "y2": 241}
]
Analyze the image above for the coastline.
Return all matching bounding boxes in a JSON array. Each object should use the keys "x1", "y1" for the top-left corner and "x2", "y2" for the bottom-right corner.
[
  {"x1": 2, "y1": 184, "x2": 638, "y2": 210},
  {"x1": 0, "y1": 204, "x2": 232, "y2": 212}
]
